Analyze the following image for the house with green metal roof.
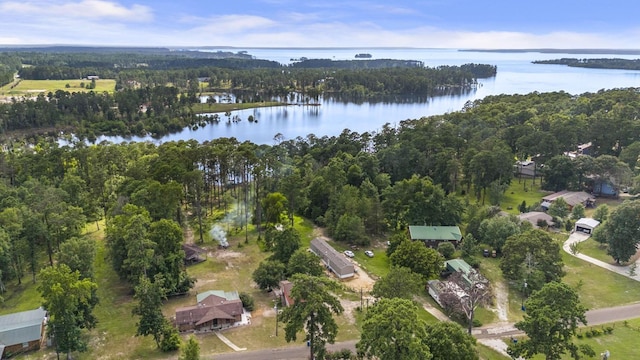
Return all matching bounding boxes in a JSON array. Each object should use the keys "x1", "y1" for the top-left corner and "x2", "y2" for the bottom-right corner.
[
  {"x1": 0, "y1": 307, "x2": 47, "y2": 359},
  {"x1": 408, "y1": 225, "x2": 463, "y2": 247},
  {"x1": 444, "y1": 259, "x2": 475, "y2": 287}
]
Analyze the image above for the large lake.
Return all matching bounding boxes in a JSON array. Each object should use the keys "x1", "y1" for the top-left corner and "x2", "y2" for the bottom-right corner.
[{"x1": 99, "y1": 48, "x2": 640, "y2": 145}]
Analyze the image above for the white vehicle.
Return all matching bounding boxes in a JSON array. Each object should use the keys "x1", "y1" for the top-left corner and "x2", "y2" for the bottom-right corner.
[
  {"x1": 364, "y1": 250, "x2": 374, "y2": 258},
  {"x1": 344, "y1": 250, "x2": 355, "y2": 258}
]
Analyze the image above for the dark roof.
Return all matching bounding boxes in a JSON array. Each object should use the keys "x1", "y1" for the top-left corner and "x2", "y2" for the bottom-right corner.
[
  {"x1": 175, "y1": 291, "x2": 243, "y2": 326},
  {"x1": 0, "y1": 307, "x2": 47, "y2": 346},
  {"x1": 182, "y1": 243, "x2": 206, "y2": 261},
  {"x1": 409, "y1": 226, "x2": 462, "y2": 242}
]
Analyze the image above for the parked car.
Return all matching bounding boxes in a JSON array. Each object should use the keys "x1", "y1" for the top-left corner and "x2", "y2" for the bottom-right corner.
[
  {"x1": 364, "y1": 250, "x2": 374, "y2": 258},
  {"x1": 344, "y1": 250, "x2": 355, "y2": 258}
]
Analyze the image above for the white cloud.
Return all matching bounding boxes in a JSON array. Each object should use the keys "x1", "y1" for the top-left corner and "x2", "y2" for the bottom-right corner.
[
  {"x1": 0, "y1": 0, "x2": 153, "y2": 22},
  {"x1": 0, "y1": 5, "x2": 639, "y2": 49}
]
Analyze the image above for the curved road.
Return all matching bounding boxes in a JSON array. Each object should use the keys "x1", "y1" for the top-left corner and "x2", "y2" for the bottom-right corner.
[
  {"x1": 211, "y1": 301, "x2": 640, "y2": 360},
  {"x1": 211, "y1": 231, "x2": 640, "y2": 360}
]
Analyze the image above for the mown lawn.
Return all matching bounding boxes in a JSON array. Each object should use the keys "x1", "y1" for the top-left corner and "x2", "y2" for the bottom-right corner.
[
  {"x1": 477, "y1": 342, "x2": 511, "y2": 360},
  {"x1": 576, "y1": 238, "x2": 614, "y2": 264},
  {"x1": 500, "y1": 179, "x2": 547, "y2": 215},
  {"x1": 1, "y1": 79, "x2": 117, "y2": 95},
  {"x1": 516, "y1": 318, "x2": 640, "y2": 360},
  {"x1": 192, "y1": 101, "x2": 286, "y2": 114},
  {"x1": 554, "y1": 233, "x2": 640, "y2": 309}
]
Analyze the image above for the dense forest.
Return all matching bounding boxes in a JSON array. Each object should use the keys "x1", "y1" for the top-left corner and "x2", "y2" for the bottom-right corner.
[
  {"x1": 1, "y1": 86, "x2": 639, "y2": 299},
  {"x1": 533, "y1": 57, "x2": 640, "y2": 70},
  {"x1": 0, "y1": 50, "x2": 497, "y2": 139},
  {"x1": 1, "y1": 49, "x2": 640, "y2": 359}
]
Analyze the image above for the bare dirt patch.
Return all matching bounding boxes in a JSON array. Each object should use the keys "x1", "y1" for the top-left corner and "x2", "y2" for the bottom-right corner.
[
  {"x1": 491, "y1": 281, "x2": 509, "y2": 322},
  {"x1": 342, "y1": 264, "x2": 376, "y2": 292}
]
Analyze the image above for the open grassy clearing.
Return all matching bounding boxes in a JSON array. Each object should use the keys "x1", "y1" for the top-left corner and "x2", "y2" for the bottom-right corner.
[
  {"x1": 500, "y1": 178, "x2": 547, "y2": 215},
  {"x1": 193, "y1": 101, "x2": 286, "y2": 114},
  {"x1": 577, "y1": 238, "x2": 614, "y2": 264},
  {"x1": 477, "y1": 256, "x2": 525, "y2": 323},
  {"x1": 0, "y1": 79, "x2": 117, "y2": 96},
  {"x1": 477, "y1": 342, "x2": 511, "y2": 360},
  {"x1": 510, "y1": 318, "x2": 640, "y2": 360},
  {"x1": 554, "y1": 234, "x2": 640, "y2": 309}
]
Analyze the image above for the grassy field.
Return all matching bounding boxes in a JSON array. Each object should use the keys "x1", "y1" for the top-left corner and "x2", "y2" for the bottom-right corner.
[
  {"x1": 513, "y1": 318, "x2": 640, "y2": 360},
  {"x1": 193, "y1": 101, "x2": 286, "y2": 114},
  {"x1": 576, "y1": 238, "x2": 614, "y2": 264},
  {"x1": 500, "y1": 178, "x2": 547, "y2": 215},
  {"x1": 0, "y1": 79, "x2": 117, "y2": 96},
  {"x1": 555, "y1": 234, "x2": 640, "y2": 309}
]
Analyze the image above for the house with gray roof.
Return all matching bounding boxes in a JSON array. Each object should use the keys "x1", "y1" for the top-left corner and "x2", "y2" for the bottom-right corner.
[
  {"x1": 408, "y1": 225, "x2": 463, "y2": 248},
  {"x1": 518, "y1": 211, "x2": 554, "y2": 228},
  {"x1": 541, "y1": 190, "x2": 595, "y2": 211},
  {"x1": 0, "y1": 307, "x2": 47, "y2": 359},
  {"x1": 309, "y1": 238, "x2": 355, "y2": 279}
]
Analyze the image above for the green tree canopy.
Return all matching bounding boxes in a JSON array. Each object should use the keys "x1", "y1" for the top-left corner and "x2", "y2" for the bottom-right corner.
[
  {"x1": 38, "y1": 264, "x2": 98, "y2": 357},
  {"x1": 132, "y1": 275, "x2": 168, "y2": 348},
  {"x1": 287, "y1": 248, "x2": 324, "y2": 277},
  {"x1": 478, "y1": 215, "x2": 522, "y2": 253},
  {"x1": 252, "y1": 259, "x2": 286, "y2": 291},
  {"x1": 500, "y1": 229, "x2": 565, "y2": 291},
  {"x1": 270, "y1": 227, "x2": 301, "y2": 264},
  {"x1": 280, "y1": 274, "x2": 344, "y2": 360},
  {"x1": 58, "y1": 236, "x2": 96, "y2": 280},
  {"x1": 389, "y1": 240, "x2": 444, "y2": 279},
  {"x1": 180, "y1": 335, "x2": 200, "y2": 360},
  {"x1": 356, "y1": 297, "x2": 431, "y2": 360},
  {"x1": 423, "y1": 322, "x2": 478, "y2": 360},
  {"x1": 508, "y1": 282, "x2": 593, "y2": 360},
  {"x1": 597, "y1": 200, "x2": 640, "y2": 263},
  {"x1": 371, "y1": 266, "x2": 424, "y2": 300}
]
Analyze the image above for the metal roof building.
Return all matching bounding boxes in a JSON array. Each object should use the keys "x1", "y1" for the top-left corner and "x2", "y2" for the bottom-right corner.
[{"x1": 309, "y1": 238, "x2": 355, "y2": 279}]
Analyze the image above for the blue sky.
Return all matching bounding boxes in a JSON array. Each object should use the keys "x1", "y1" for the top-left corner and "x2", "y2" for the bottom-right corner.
[{"x1": 1, "y1": 0, "x2": 639, "y2": 48}]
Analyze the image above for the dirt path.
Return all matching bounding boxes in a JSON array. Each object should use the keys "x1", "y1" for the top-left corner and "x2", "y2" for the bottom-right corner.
[{"x1": 492, "y1": 281, "x2": 509, "y2": 322}]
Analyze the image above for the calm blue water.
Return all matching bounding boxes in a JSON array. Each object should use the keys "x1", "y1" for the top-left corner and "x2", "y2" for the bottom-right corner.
[{"x1": 99, "y1": 48, "x2": 640, "y2": 145}]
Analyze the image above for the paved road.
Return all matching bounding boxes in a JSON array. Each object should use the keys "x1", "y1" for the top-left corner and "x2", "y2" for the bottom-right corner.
[
  {"x1": 214, "y1": 340, "x2": 358, "y2": 360},
  {"x1": 212, "y1": 302, "x2": 640, "y2": 359},
  {"x1": 212, "y1": 231, "x2": 640, "y2": 360}
]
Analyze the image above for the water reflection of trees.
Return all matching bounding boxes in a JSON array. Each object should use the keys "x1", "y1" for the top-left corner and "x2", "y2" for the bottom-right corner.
[{"x1": 230, "y1": 88, "x2": 475, "y2": 106}]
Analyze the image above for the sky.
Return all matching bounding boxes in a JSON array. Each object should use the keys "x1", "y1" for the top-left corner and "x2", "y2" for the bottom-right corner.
[{"x1": 1, "y1": 0, "x2": 639, "y2": 49}]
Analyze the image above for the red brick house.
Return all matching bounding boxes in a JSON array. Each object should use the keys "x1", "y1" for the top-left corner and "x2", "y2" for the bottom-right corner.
[{"x1": 175, "y1": 290, "x2": 244, "y2": 332}]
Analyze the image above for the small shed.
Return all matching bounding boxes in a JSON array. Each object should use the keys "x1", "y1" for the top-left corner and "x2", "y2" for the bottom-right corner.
[
  {"x1": 515, "y1": 160, "x2": 536, "y2": 177},
  {"x1": 575, "y1": 218, "x2": 600, "y2": 234},
  {"x1": 182, "y1": 243, "x2": 206, "y2": 265},
  {"x1": 408, "y1": 226, "x2": 463, "y2": 248},
  {"x1": 309, "y1": 238, "x2": 355, "y2": 279},
  {"x1": 0, "y1": 307, "x2": 47, "y2": 359}
]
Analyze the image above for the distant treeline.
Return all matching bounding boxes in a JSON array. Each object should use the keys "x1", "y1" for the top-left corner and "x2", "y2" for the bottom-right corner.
[
  {"x1": 289, "y1": 58, "x2": 424, "y2": 69},
  {"x1": 533, "y1": 58, "x2": 640, "y2": 71},
  {"x1": 289, "y1": 59, "x2": 496, "y2": 78}
]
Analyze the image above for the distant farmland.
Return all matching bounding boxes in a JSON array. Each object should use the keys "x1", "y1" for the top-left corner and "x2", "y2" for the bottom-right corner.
[{"x1": 0, "y1": 79, "x2": 117, "y2": 97}]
